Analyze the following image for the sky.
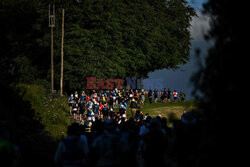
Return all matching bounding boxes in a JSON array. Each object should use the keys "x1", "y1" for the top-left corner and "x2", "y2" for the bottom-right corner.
[{"x1": 145, "y1": 0, "x2": 211, "y2": 100}]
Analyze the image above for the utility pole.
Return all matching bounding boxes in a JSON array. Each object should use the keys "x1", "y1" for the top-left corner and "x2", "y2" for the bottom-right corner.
[
  {"x1": 60, "y1": 9, "x2": 64, "y2": 96},
  {"x1": 49, "y1": 4, "x2": 55, "y2": 93}
]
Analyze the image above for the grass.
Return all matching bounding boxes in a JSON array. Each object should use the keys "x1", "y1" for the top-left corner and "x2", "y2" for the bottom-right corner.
[{"x1": 125, "y1": 100, "x2": 198, "y2": 126}]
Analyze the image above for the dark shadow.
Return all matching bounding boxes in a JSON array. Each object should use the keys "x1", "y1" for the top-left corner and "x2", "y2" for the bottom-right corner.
[
  {"x1": 0, "y1": 82, "x2": 57, "y2": 167},
  {"x1": 190, "y1": 0, "x2": 243, "y2": 166}
]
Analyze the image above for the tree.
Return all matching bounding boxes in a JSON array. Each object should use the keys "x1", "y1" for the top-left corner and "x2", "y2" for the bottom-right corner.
[{"x1": 0, "y1": 0, "x2": 196, "y2": 92}]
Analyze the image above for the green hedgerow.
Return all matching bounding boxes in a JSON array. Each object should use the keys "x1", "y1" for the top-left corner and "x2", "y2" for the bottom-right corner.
[{"x1": 15, "y1": 84, "x2": 71, "y2": 140}]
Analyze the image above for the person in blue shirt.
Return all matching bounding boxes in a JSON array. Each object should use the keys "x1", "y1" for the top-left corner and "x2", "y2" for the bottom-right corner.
[
  {"x1": 120, "y1": 99, "x2": 127, "y2": 110},
  {"x1": 93, "y1": 103, "x2": 100, "y2": 120},
  {"x1": 119, "y1": 105, "x2": 127, "y2": 121},
  {"x1": 86, "y1": 100, "x2": 93, "y2": 109},
  {"x1": 86, "y1": 108, "x2": 93, "y2": 122},
  {"x1": 79, "y1": 92, "x2": 86, "y2": 103},
  {"x1": 111, "y1": 91, "x2": 117, "y2": 106},
  {"x1": 68, "y1": 94, "x2": 74, "y2": 115},
  {"x1": 140, "y1": 89, "x2": 145, "y2": 105}
]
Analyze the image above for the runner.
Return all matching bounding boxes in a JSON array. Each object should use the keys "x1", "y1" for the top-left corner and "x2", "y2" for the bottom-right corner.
[
  {"x1": 167, "y1": 88, "x2": 171, "y2": 102},
  {"x1": 68, "y1": 94, "x2": 74, "y2": 115},
  {"x1": 54, "y1": 123, "x2": 89, "y2": 167},
  {"x1": 74, "y1": 91, "x2": 79, "y2": 103},
  {"x1": 111, "y1": 91, "x2": 117, "y2": 108},
  {"x1": 108, "y1": 94, "x2": 113, "y2": 109},
  {"x1": 160, "y1": 90, "x2": 164, "y2": 103},
  {"x1": 93, "y1": 102, "x2": 100, "y2": 121},
  {"x1": 140, "y1": 89, "x2": 145, "y2": 105},
  {"x1": 120, "y1": 98, "x2": 128, "y2": 110},
  {"x1": 109, "y1": 108, "x2": 115, "y2": 119},
  {"x1": 102, "y1": 102, "x2": 109, "y2": 120},
  {"x1": 148, "y1": 90, "x2": 153, "y2": 104},
  {"x1": 86, "y1": 108, "x2": 93, "y2": 122},
  {"x1": 135, "y1": 107, "x2": 143, "y2": 122},
  {"x1": 180, "y1": 92, "x2": 186, "y2": 102},
  {"x1": 129, "y1": 89, "x2": 133, "y2": 103},
  {"x1": 101, "y1": 94, "x2": 106, "y2": 103},
  {"x1": 130, "y1": 98, "x2": 137, "y2": 118},
  {"x1": 163, "y1": 88, "x2": 167, "y2": 103},
  {"x1": 153, "y1": 89, "x2": 158, "y2": 103},
  {"x1": 79, "y1": 91, "x2": 86, "y2": 103},
  {"x1": 72, "y1": 100, "x2": 78, "y2": 120},
  {"x1": 86, "y1": 98, "x2": 93, "y2": 110},
  {"x1": 78, "y1": 100, "x2": 86, "y2": 122},
  {"x1": 134, "y1": 90, "x2": 139, "y2": 102},
  {"x1": 119, "y1": 104, "x2": 127, "y2": 121},
  {"x1": 173, "y1": 90, "x2": 178, "y2": 102}
]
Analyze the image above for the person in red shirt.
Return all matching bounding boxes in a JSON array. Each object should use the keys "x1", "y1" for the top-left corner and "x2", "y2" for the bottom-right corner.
[{"x1": 173, "y1": 90, "x2": 178, "y2": 102}]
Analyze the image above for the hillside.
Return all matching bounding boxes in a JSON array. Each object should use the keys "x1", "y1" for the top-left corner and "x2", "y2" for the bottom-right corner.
[{"x1": 128, "y1": 101, "x2": 197, "y2": 125}]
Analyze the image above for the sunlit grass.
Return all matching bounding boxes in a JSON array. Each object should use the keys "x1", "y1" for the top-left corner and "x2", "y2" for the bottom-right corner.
[{"x1": 126, "y1": 100, "x2": 198, "y2": 126}]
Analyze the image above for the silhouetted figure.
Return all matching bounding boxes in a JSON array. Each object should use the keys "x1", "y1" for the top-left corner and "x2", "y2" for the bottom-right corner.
[
  {"x1": 148, "y1": 90, "x2": 153, "y2": 104},
  {"x1": 54, "y1": 123, "x2": 89, "y2": 167},
  {"x1": 90, "y1": 119, "x2": 120, "y2": 167},
  {"x1": 167, "y1": 89, "x2": 171, "y2": 102},
  {"x1": 153, "y1": 89, "x2": 158, "y2": 103},
  {"x1": 141, "y1": 118, "x2": 168, "y2": 167},
  {"x1": 0, "y1": 131, "x2": 21, "y2": 167},
  {"x1": 130, "y1": 99, "x2": 137, "y2": 118},
  {"x1": 180, "y1": 92, "x2": 185, "y2": 102}
]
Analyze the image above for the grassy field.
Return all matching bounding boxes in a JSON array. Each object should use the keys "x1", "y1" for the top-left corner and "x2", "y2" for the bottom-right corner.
[{"x1": 125, "y1": 100, "x2": 198, "y2": 126}]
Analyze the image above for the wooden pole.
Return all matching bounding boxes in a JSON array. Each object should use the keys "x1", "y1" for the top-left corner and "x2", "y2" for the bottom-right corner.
[
  {"x1": 49, "y1": 4, "x2": 55, "y2": 93},
  {"x1": 60, "y1": 9, "x2": 64, "y2": 96},
  {"x1": 51, "y1": 18, "x2": 54, "y2": 92}
]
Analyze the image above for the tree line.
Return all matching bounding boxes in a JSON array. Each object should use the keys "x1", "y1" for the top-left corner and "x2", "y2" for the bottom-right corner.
[{"x1": 0, "y1": 0, "x2": 195, "y2": 93}]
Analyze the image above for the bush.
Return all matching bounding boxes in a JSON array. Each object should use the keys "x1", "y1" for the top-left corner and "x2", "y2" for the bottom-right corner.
[
  {"x1": 15, "y1": 84, "x2": 71, "y2": 140},
  {"x1": 0, "y1": 83, "x2": 57, "y2": 166}
]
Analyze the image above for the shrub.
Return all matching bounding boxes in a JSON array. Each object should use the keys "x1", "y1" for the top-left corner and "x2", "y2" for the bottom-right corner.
[{"x1": 15, "y1": 84, "x2": 71, "y2": 140}]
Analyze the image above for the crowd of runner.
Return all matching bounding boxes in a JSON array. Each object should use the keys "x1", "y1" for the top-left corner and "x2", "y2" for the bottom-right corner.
[
  {"x1": 56, "y1": 93, "x2": 199, "y2": 167},
  {"x1": 68, "y1": 88, "x2": 186, "y2": 125},
  {"x1": 55, "y1": 88, "x2": 192, "y2": 166}
]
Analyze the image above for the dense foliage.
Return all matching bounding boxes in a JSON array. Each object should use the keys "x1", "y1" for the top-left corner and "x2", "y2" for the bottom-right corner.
[
  {"x1": 0, "y1": 0, "x2": 195, "y2": 93},
  {"x1": 0, "y1": 1, "x2": 195, "y2": 166},
  {"x1": 15, "y1": 84, "x2": 71, "y2": 139},
  {"x1": 0, "y1": 83, "x2": 71, "y2": 166},
  {"x1": 0, "y1": 83, "x2": 58, "y2": 166}
]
